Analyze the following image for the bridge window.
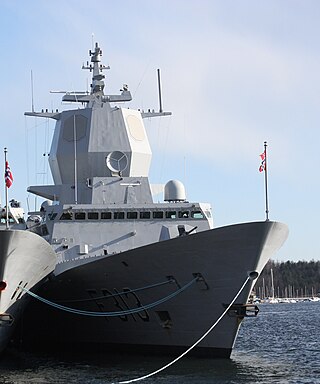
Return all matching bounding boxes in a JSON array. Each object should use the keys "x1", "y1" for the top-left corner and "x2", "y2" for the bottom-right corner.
[
  {"x1": 166, "y1": 211, "x2": 176, "y2": 219},
  {"x1": 153, "y1": 211, "x2": 164, "y2": 219},
  {"x1": 178, "y1": 211, "x2": 189, "y2": 218},
  {"x1": 191, "y1": 210, "x2": 204, "y2": 219},
  {"x1": 88, "y1": 212, "x2": 99, "y2": 220},
  {"x1": 75, "y1": 212, "x2": 86, "y2": 220},
  {"x1": 101, "y1": 212, "x2": 112, "y2": 219},
  {"x1": 1, "y1": 217, "x2": 15, "y2": 224},
  {"x1": 60, "y1": 211, "x2": 73, "y2": 220},
  {"x1": 140, "y1": 211, "x2": 151, "y2": 219},
  {"x1": 127, "y1": 212, "x2": 138, "y2": 219},
  {"x1": 114, "y1": 212, "x2": 125, "y2": 219}
]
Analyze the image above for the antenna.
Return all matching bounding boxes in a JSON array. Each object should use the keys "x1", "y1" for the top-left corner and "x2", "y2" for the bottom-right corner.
[
  {"x1": 91, "y1": 33, "x2": 95, "y2": 51},
  {"x1": 4, "y1": 147, "x2": 9, "y2": 229},
  {"x1": 157, "y1": 69, "x2": 163, "y2": 113},
  {"x1": 259, "y1": 141, "x2": 269, "y2": 221},
  {"x1": 73, "y1": 115, "x2": 78, "y2": 204},
  {"x1": 31, "y1": 70, "x2": 35, "y2": 112}
]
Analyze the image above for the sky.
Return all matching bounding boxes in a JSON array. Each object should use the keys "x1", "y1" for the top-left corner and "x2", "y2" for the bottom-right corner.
[{"x1": 0, "y1": 0, "x2": 319, "y2": 262}]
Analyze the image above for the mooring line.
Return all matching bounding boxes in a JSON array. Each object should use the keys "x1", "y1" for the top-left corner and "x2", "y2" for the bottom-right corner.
[
  {"x1": 114, "y1": 275, "x2": 251, "y2": 384},
  {"x1": 18, "y1": 277, "x2": 197, "y2": 317},
  {"x1": 57, "y1": 279, "x2": 175, "y2": 304}
]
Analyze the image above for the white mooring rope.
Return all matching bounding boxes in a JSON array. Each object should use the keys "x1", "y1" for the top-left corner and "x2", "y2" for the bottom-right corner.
[{"x1": 114, "y1": 275, "x2": 251, "y2": 384}]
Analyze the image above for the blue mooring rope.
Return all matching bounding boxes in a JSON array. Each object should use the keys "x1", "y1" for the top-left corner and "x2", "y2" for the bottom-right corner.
[
  {"x1": 19, "y1": 277, "x2": 197, "y2": 317},
  {"x1": 57, "y1": 278, "x2": 175, "y2": 303}
]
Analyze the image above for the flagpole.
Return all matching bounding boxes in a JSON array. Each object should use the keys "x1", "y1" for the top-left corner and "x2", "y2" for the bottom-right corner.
[
  {"x1": 4, "y1": 147, "x2": 9, "y2": 229},
  {"x1": 264, "y1": 141, "x2": 269, "y2": 221}
]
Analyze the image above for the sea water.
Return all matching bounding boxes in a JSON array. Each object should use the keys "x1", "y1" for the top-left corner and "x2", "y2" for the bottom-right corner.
[{"x1": 0, "y1": 302, "x2": 319, "y2": 383}]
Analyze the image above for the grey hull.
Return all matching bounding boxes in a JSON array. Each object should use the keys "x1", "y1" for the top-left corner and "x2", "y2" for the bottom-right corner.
[
  {"x1": 0, "y1": 230, "x2": 56, "y2": 353},
  {"x1": 20, "y1": 220, "x2": 288, "y2": 357}
]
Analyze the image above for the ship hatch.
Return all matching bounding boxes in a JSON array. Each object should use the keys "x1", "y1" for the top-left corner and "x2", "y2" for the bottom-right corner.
[
  {"x1": 225, "y1": 304, "x2": 259, "y2": 318},
  {"x1": 156, "y1": 311, "x2": 173, "y2": 329},
  {"x1": 0, "y1": 313, "x2": 14, "y2": 326}
]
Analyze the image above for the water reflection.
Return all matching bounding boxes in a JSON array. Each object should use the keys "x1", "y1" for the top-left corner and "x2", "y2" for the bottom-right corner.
[{"x1": 0, "y1": 302, "x2": 319, "y2": 383}]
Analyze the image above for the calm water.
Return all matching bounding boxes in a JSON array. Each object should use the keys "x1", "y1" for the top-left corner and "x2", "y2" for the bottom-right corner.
[{"x1": 0, "y1": 302, "x2": 319, "y2": 383}]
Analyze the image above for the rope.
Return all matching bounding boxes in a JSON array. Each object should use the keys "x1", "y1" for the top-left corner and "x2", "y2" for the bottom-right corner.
[
  {"x1": 18, "y1": 277, "x2": 197, "y2": 318},
  {"x1": 57, "y1": 279, "x2": 175, "y2": 304},
  {"x1": 115, "y1": 276, "x2": 250, "y2": 384}
]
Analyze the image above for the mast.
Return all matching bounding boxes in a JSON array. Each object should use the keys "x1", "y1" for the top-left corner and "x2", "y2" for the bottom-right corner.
[
  {"x1": 4, "y1": 148, "x2": 9, "y2": 229},
  {"x1": 157, "y1": 69, "x2": 163, "y2": 113},
  {"x1": 73, "y1": 115, "x2": 78, "y2": 204},
  {"x1": 24, "y1": 42, "x2": 172, "y2": 204},
  {"x1": 270, "y1": 268, "x2": 275, "y2": 300},
  {"x1": 259, "y1": 141, "x2": 269, "y2": 221},
  {"x1": 264, "y1": 141, "x2": 269, "y2": 221},
  {"x1": 31, "y1": 70, "x2": 35, "y2": 113}
]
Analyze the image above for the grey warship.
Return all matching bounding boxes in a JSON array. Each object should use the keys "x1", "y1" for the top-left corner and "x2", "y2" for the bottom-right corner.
[
  {"x1": 18, "y1": 43, "x2": 288, "y2": 357},
  {"x1": 0, "y1": 201, "x2": 56, "y2": 353}
]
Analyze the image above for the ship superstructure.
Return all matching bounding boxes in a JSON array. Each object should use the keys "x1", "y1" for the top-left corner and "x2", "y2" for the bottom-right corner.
[{"x1": 24, "y1": 43, "x2": 214, "y2": 273}]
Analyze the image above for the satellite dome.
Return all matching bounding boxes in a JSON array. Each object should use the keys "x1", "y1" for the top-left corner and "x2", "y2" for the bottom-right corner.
[{"x1": 164, "y1": 180, "x2": 186, "y2": 202}]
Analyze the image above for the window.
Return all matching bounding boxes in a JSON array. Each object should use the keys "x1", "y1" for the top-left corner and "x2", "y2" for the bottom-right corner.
[
  {"x1": 88, "y1": 212, "x2": 99, "y2": 220},
  {"x1": 178, "y1": 211, "x2": 189, "y2": 218},
  {"x1": 101, "y1": 212, "x2": 112, "y2": 220},
  {"x1": 60, "y1": 211, "x2": 73, "y2": 220},
  {"x1": 153, "y1": 211, "x2": 164, "y2": 219},
  {"x1": 127, "y1": 212, "x2": 138, "y2": 219},
  {"x1": 155, "y1": 311, "x2": 173, "y2": 329},
  {"x1": 165, "y1": 211, "x2": 176, "y2": 219},
  {"x1": 75, "y1": 212, "x2": 86, "y2": 220},
  {"x1": 114, "y1": 212, "x2": 125, "y2": 219},
  {"x1": 191, "y1": 210, "x2": 204, "y2": 219},
  {"x1": 140, "y1": 211, "x2": 151, "y2": 219}
]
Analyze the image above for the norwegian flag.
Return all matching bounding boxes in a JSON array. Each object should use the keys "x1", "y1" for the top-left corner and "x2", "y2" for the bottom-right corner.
[
  {"x1": 5, "y1": 160, "x2": 13, "y2": 188},
  {"x1": 259, "y1": 151, "x2": 266, "y2": 172}
]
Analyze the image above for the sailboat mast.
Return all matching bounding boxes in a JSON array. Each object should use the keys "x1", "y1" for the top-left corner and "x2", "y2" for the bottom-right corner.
[{"x1": 271, "y1": 268, "x2": 275, "y2": 299}]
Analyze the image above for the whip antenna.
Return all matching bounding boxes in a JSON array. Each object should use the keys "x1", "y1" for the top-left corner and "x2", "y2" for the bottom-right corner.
[{"x1": 157, "y1": 69, "x2": 163, "y2": 113}]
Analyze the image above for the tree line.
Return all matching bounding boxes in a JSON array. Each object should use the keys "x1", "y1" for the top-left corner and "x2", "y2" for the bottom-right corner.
[{"x1": 254, "y1": 260, "x2": 320, "y2": 299}]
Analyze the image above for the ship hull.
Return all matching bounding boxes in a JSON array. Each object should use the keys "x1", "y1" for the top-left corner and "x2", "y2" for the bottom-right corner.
[
  {"x1": 0, "y1": 230, "x2": 56, "y2": 353},
  {"x1": 20, "y1": 221, "x2": 288, "y2": 357}
]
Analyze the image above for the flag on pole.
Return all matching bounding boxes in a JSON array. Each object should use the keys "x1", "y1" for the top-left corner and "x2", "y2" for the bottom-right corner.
[
  {"x1": 5, "y1": 160, "x2": 13, "y2": 188},
  {"x1": 259, "y1": 151, "x2": 266, "y2": 172}
]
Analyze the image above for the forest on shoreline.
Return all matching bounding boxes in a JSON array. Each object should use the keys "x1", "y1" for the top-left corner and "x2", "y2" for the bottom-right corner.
[{"x1": 254, "y1": 260, "x2": 320, "y2": 299}]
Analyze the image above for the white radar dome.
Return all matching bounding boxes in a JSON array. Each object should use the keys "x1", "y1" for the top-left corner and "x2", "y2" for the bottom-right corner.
[{"x1": 164, "y1": 180, "x2": 186, "y2": 202}]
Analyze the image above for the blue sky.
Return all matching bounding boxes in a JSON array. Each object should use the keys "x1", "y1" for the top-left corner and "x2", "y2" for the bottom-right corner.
[{"x1": 0, "y1": 0, "x2": 319, "y2": 262}]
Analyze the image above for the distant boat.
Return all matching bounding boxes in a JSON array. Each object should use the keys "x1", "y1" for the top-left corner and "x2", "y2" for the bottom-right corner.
[
  {"x1": 310, "y1": 297, "x2": 320, "y2": 302},
  {"x1": 278, "y1": 298, "x2": 290, "y2": 303},
  {"x1": 268, "y1": 297, "x2": 279, "y2": 304},
  {"x1": 267, "y1": 268, "x2": 279, "y2": 303}
]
